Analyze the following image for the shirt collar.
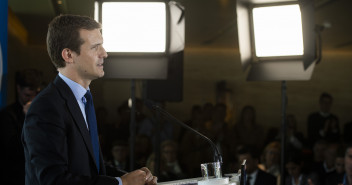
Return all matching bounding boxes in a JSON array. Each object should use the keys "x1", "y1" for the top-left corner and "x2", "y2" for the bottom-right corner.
[{"x1": 59, "y1": 73, "x2": 88, "y2": 102}]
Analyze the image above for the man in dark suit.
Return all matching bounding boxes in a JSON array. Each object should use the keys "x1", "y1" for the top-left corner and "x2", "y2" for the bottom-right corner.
[
  {"x1": 22, "y1": 14, "x2": 157, "y2": 185},
  {"x1": 237, "y1": 145, "x2": 277, "y2": 185}
]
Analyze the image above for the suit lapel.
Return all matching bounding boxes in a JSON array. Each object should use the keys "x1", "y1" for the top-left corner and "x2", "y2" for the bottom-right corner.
[{"x1": 53, "y1": 76, "x2": 97, "y2": 169}]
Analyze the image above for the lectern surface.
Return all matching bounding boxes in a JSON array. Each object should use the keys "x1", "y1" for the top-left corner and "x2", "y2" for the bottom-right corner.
[{"x1": 157, "y1": 177, "x2": 201, "y2": 185}]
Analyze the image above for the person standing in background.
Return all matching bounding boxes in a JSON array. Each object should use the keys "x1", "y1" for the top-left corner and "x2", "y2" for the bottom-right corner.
[
  {"x1": 0, "y1": 68, "x2": 43, "y2": 185},
  {"x1": 307, "y1": 92, "x2": 340, "y2": 147}
]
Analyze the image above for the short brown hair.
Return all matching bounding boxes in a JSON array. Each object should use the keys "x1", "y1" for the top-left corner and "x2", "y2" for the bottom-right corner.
[
  {"x1": 46, "y1": 14, "x2": 101, "y2": 68},
  {"x1": 15, "y1": 68, "x2": 43, "y2": 91}
]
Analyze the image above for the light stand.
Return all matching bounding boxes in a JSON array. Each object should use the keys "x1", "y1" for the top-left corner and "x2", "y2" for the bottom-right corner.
[
  {"x1": 280, "y1": 81, "x2": 287, "y2": 185},
  {"x1": 129, "y1": 79, "x2": 136, "y2": 171}
]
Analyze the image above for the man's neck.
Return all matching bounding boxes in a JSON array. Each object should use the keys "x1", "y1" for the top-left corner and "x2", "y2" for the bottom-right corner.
[{"x1": 58, "y1": 69, "x2": 91, "y2": 89}]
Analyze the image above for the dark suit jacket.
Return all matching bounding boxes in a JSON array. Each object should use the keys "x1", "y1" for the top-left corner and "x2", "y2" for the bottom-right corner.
[
  {"x1": 253, "y1": 169, "x2": 277, "y2": 185},
  {"x1": 22, "y1": 76, "x2": 119, "y2": 185}
]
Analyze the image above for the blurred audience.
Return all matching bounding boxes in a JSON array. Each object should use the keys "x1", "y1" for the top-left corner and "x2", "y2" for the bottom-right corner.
[
  {"x1": 3, "y1": 84, "x2": 349, "y2": 184},
  {"x1": 138, "y1": 101, "x2": 174, "y2": 150}
]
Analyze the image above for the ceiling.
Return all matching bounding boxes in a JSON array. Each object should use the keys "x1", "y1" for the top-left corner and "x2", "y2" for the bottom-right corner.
[{"x1": 7, "y1": 0, "x2": 352, "y2": 52}]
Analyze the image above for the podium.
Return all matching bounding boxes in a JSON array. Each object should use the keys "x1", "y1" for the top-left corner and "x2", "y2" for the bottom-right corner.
[{"x1": 157, "y1": 174, "x2": 241, "y2": 185}]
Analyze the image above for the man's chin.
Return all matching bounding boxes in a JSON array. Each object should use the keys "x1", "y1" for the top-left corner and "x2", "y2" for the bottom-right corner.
[{"x1": 98, "y1": 72, "x2": 105, "y2": 78}]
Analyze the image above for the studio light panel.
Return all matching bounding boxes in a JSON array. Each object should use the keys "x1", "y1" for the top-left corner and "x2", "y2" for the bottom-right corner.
[
  {"x1": 252, "y1": 4, "x2": 304, "y2": 57},
  {"x1": 101, "y1": 2, "x2": 166, "y2": 53}
]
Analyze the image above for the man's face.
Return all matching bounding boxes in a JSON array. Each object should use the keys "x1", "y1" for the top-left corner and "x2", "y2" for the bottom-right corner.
[
  {"x1": 345, "y1": 148, "x2": 352, "y2": 177},
  {"x1": 265, "y1": 148, "x2": 280, "y2": 167},
  {"x1": 320, "y1": 97, "x2": 332, "y2": 113},
  {"x1": 162, "y1": 145, "x2": 177, "y2": 163},
  {"x1": 286, "y1": 162, "x2": 301, "y2": 178},
  {"x1": 17, "y1": 86, "x2": 37, "y2": 105},
  {"x1": 72, "y1": 29, "x2": 107, "y2": 82}
]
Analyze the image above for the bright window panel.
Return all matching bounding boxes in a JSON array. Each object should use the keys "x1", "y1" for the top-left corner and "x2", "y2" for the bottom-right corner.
[
  {"x1": 94, "y1": 1, "x2": 99, "y2": 22},
  {"x1": 101, "y1": 2, "x2": 166, "y2": 53},
  {"x1": 252, "y1": 4, "x2": 304, "y2": 57}
]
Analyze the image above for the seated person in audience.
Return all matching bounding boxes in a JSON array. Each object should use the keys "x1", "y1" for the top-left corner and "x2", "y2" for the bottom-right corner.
[
  {"x1": 325, "y1": 144, "x2": 346, "y2": 185},
  {"x1": 105, "y1": 140, "x2": 133, "y2": 176},
  {"x1": 285, "y1": 153, "x2": 319, "y2": 185},
  {"x1": 233, "y1": 106, "x2": 265, "y2": 151},
  {"x1": 135, "y1": 134, "x2": 153, "y2": 168},
  {"x1": 159, "y1": 140, "x2": 187, "y2": 181},
  {"x1": 306, "y1": 139, "x2": 327, "y2": 171},
  {"x1": 237, "y1": 145, "x2": 276, "y2": 185},
  {"x1": 259, "y1": 141, "x2": 281, "y2": 178},
  {"x1": 311, "y1": 142, "x2": 340, "y2": 184}
]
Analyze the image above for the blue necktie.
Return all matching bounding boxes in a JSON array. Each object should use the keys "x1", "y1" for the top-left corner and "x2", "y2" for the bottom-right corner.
[{"x1": 84, "y1": 90, "x2": 100, "y2": 172}]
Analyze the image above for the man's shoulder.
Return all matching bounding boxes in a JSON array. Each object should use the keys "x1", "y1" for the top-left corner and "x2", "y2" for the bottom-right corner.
[
  {"x1": 33, "y1": 83, "x2": 59, "y2": 102},
  {"x1": 28, "y1": 82, "x2": 66, "y2": 113}
]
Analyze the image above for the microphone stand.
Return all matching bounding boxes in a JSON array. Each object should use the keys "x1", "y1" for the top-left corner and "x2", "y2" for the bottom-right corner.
[{"x1": 145, "y1": 101, "x2": 223, "y2": 164}]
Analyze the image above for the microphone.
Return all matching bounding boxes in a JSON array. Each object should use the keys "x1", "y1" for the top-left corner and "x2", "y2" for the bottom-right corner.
[{"x1": 144, "y1": 100, "x2": 223, "y2": 164}]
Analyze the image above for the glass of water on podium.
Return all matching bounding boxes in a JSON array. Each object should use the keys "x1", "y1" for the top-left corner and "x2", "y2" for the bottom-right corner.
[
  {"x1": 201, "y1": 162, "x2": 222, "y2": 180},
  {"x1": 199, "y1": 162, "x2": 229, "y2": 185}
]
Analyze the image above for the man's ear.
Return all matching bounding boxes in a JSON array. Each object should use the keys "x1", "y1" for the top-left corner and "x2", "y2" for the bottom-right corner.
[{"x1": 61, "y1": 48, "x2": 74, "y2": 63}]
